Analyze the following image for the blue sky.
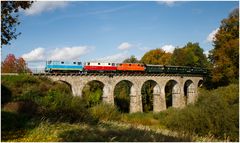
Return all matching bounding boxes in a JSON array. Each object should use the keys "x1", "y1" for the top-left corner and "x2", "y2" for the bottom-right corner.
[{"x1": 1, "y1": 1, "x2": 239, "y2": 70}]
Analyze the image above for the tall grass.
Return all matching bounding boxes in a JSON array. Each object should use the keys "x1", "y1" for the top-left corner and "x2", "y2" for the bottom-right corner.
[{"x1": 89, "y1": 103, "x2": 121, "y2": 121}]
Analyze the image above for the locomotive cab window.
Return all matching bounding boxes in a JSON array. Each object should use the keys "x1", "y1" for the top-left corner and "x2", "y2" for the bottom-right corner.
[
  {"x1": 88, "y1": 62, "x2": 90, "y2": 65},
  {"x1": 98, "y1": 63, "x2": 100, "y2": 65},
  {"x1": 73, "y1": 62, "x2": 76, "y2": 64},
  {"x1": 108, "y1": 63, "x2": 111, "y2": 65},
  {"x1": 61, "y1": 61, "x2": 64, "y2": 64},
  {"x1": 78, "y1": 62, "x2": 81, "y2": 65}
]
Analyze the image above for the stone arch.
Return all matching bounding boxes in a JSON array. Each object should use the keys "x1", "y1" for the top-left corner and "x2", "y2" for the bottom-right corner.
[
  {"x1": 55, "y1": 80, "x2": 73, "y2": 95},
  {"x1": 82, "y1": 80, "x2": 105, "y2": 107},
  {"x1": 113, "y1": 80, "x2": 133, "y2": 113},
  {"x1": 165, "y1": 80, "x2": 181, "y2": 108},
  {"x1": 140, "y1": 80, "x2": 158, "y2": 112},
  {"x1": 184, "y1": 80, "x2": 195, "y2": 105}
]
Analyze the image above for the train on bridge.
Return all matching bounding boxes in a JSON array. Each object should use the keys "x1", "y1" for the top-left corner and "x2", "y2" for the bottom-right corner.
[{"x1": 45, "y1": 60, "x2": 208, "y2": 75}]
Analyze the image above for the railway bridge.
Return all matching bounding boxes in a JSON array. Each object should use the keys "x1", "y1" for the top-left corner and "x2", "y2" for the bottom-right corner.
[{"x1": 44, "y1": 73, "x2": 204, "y2": 113}]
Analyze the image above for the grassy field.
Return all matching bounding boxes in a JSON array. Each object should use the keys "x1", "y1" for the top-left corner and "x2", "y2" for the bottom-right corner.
[{"x1": 1, "y1": 75, "x2": 239, "y2": 142}]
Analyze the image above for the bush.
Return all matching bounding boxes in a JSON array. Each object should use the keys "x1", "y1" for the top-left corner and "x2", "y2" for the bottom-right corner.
[
  {"x1": 158, "y1": 84, "x2": 239, "y2": 141},
  {"x1": 89, "y1": 103, "x2": 121, "y2": 121},
  {"x1": 1, "y1": 75, "x2": 97, "y2": 124}
]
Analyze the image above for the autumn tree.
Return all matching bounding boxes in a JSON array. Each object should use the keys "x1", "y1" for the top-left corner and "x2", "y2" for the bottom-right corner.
[
  {"x1": 122, "y1": 55, "x2": 139, "y2": 63},
  {"x1": 1, "y1": 1, "x2": 33, "y2": 46},
  {"x1": 170, "y1": 42, "x2": 209, "y2": 68},
  {"x1": 1, "y1": 54, "x2": 30, "y2": 73},
  {"x1": 209, "y1": 8, "x2": 239, "y2": 85},
  {"x1": 140, "y1": 48, "x2": 172, "y2": 65}
]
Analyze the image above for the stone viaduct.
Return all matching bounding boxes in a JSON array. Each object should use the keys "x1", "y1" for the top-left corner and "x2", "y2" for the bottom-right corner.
[{"x1": 47, "y1": 74, "x2": 204, "y2": 113}]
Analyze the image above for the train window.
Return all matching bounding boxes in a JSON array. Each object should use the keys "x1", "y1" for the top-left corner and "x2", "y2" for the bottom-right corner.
[
  {"x1": 119, "y1": 64, "x2": 122, "y2": 66},
  {"x1": 108, "y1": 63, "x2": 110, "y2": 65},
  {"x1": 129, "y1": 64, "x2": 131, "y2": 66},
  {"x1": 112, "y1": 63, "x2": 115, "y2": 66},
  {"x1": 47, "y1": 61, "x2": 52, "y2": 64},
  {"x1": 73, "y1": 62, "x2": 76, "y2": 64},
  {"x1": 78, "y1": 62, "x2": 82, "y2": 65},
  {"x1": 88, "y1": 62, "x2": 90, "y2": 65},
  {"x1": 98, "y1": 63, "x2": 100, "y2": 65},
  {"x1": 61, "y1": 61, "x2": 64, "y2": 64}
]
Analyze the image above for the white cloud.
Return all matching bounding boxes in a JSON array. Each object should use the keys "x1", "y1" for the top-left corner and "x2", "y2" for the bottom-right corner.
[
  {"x1": 48, "y1": 46, "x2": 91, "y2": 61},
  {"x1": 24, "y1": 1, "x2": 69, "y2": 15},
  {"x1": 161, "y1": 44, "x2": 175, "y2": 53},
  {"x1": 156, "y1": 1, "x2": 176, "y2": 6},
  {"x1": 22, "y1": 46, "x2": 92, "y2": 62},
  {"x1": 118, "y1": 42, "x2": 132, "y2": 50},
  {"x1": 94, "y1": 52, "x2": 129, "y2": 63},
  {"x1": 207, "y1": 28, "x2": 219, "y2": 42},
  {"x1": 22, "y1": 47, "x2": 45, "y2": 62}
]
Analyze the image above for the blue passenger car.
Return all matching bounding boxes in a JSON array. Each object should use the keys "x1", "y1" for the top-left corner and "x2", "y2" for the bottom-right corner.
[{"x1": 45, "y1": 61, "x2": 83, "y2": 73}]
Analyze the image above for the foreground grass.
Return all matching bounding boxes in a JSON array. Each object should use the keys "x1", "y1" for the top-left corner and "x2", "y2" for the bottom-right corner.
[{"x1": 2, "y1": 121, "x2": 191, "y2": 142}]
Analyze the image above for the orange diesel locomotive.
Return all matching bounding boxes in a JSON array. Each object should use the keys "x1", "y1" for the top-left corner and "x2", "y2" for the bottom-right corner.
[{"x1": 117, "y1": 63, "x2": 145, "y2": 72}]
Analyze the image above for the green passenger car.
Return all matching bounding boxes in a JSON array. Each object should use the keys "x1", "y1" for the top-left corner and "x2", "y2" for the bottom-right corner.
[{"x1": 145, "y1": 64, "x2": 165, "y2": 73}]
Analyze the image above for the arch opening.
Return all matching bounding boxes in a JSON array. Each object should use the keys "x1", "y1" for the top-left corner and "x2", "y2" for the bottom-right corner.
[
  {"x1": 55, "y1": 80, "x2": 72, "y2": 95},
  {"x1": 82, "y1": 80, "x2": 104, "y2": 107},
  {"x1": 141, "y1": 80, "x2": 157, "y2": 112},
  {"x1": 184, "y1": 80, "x2": 194, "y2": 105},
  {"x1": 114, "y1": 80, "x2": 132, "y2": 113},
  {"x1": 165, "y1": 80, "x2": 179, "y2": 108}
]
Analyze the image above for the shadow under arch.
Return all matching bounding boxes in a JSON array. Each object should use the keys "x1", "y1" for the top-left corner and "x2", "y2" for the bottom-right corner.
[
  {"x1": 165, "y1": 80, "x2": 180, "y2": 108},
  {"x1": 113, "y1": 80, "x2": 132, "y2": 113},
  {"x1": 198, "y1": 79, "x2": 204, "y2": 88},
  {"x1": 184, "y1": 80, "x2": 194, "y2": 105},
  {"x1": 141, "y1": 80, "x2": 158, "y2": 112},
  {"x1": 82, "y1": 80, "x2": 104, "y2": 107}
]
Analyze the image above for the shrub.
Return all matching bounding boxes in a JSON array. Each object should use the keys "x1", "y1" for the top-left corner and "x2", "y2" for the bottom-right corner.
[
  {"x1": 89, "y1": 103, "x2": 121, "y2": 121},
  {"x1": 158, "y1": 84, "x2": 239, "y2": 141}
]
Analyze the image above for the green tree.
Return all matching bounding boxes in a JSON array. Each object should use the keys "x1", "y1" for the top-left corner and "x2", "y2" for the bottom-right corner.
[
  {"x1": 141, "y1": 48, "x2": 172, "y2": 65},
  {"x1": 122, "y1": 55, "x2": 139, "y2": 63},
  {"x1": 82, "y1": 81, "x2": 103, "y2": 107},
  {"x1": 114, "y1": 81, "x2": 131, "y2": 113},
  {"x1": 209, "y1": 8, "x2": 239, "y2": 85},
  {"x1": 141, "y1": 81, "x2": 154, "y2": 112},
  {"x1": 1, "y1": 1, "x2": 33, "y2": 46},
  {"x1": 170, "y1": 42, "x2": 209, "y2": 68}
]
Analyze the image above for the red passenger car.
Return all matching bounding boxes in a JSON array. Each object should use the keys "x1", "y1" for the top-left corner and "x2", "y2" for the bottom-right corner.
[{"x1": 84, "y1": 62, "x2": 117, "y2": 72}]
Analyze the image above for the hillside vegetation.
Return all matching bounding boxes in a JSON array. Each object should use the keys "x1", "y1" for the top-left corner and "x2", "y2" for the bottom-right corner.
[{"x1": 1, "y1": 75, "x2": 239, "y2": 141}]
